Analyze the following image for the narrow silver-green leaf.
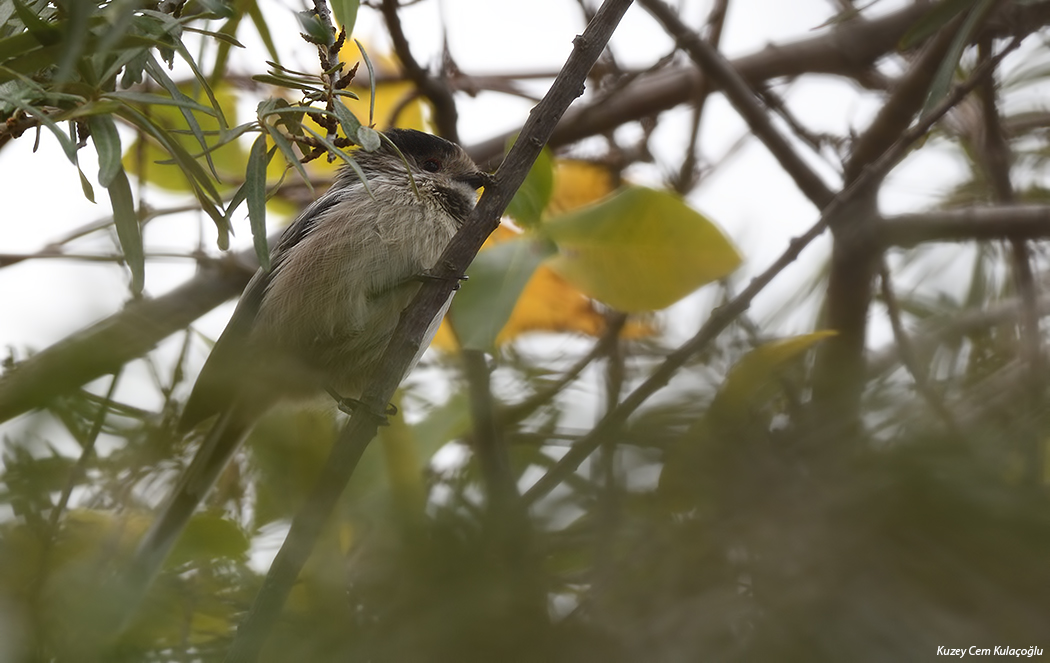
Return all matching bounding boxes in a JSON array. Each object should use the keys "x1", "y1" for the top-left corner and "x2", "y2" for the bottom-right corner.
[
  {"x1": 332, "y1": 96, "x2": 362, "y2": 141},
  {"x1": 144, "y1": 54, "x2": 220, "y2": 178},
  {"x1": 301, "y1": 122, "x2": 374, "y2": 200},
  {"x1": 251, "y1": 73, "x2": 324, "y2": 93},
  {"x1": 107, "y1": 167, "x2": 144, "y2": 294},
  {"x1": 295, "y1": 10, "x2": 333, "y2": 46},
  {"x1": 183, "y1": 26, "x2": 244, "y2": 48},
  {"x1": 330, "y1": 0, "x2": 359, "y2": 37},
  {"x1": 920, "y1": 0, "x2": 995, "y2": 119},
  {"x1": 117, "y1": 104, "x2": 222, "y2": 204},
  {"x1": 355, "y1": 38, "x2": 376, "y2": 126},
  {"x1": 88, "y1": 114, "x2": 121, "y2": 187},
  {"x1": 55, "y1": 0, "x2": 90, "y2": 81},
  {"x1": 246, "y1": 133, "x2": 271, "y2": 271},
  {"x1": 263, "y1": 122, "x2": 311, "y2": 189}
]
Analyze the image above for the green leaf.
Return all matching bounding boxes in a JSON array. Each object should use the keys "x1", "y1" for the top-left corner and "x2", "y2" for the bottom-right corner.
[
  {"x1": 332, "y1": 96, "x2": 363, "y2": 142},
  {"x1": 330, "y1": 0, "x2": 359, "y2": 36},
  {"x1": 206, "y1": 13, "x2": 243, "y2": 86},
  {"x1": 505, "y1": 139, "x2": 553, "y2": 227},
  {"x1": 0, "y1": 32, "x2": 38, "y2": 62},
  {"x1": 117, "y1": 104, "x2": 223, "y2": 204},
  {"x1": 88, "y1": 114, "x2": 122, "y2": 187},
  {"x1": 54, "y1": 0, "x2": 90, "y2": 81},
  {"x1": 356, "y1": 38, "x2": 376, "y2": 125},
  {"x1": 117, "y1": 105, "x2": 229, "y2": 237},
  {"x1": 194, "y1": 0, "x2": 235, "y2": 19},
  {"x1": 106, "y1": 167, "x2": 144, "y2": 295},
  {"x1": 542, "y1": 186, "x2": 742, "y2": 312},
  {"x1": 356, "y1": 125, "x2": 380, "y2": 151},
  {"x1": 77, "y1": 166, "x2": 95, "y2": 203},
  {"x1": 920, "y1": 0, "x2": 995, "y2": 119},
  {"x1": 300, "y1": 122, "x2": 374, "y2": 200},
  {"x1": 144, "y1": 54, "x2": 220, "y2": 178},
  {"x1": 11, "y1": 0, "x2": 58, "y2": 46},
  {"x1": 246, "y1": 133, "x2": 272, "y2": 272},
  {"x1": 183, "y1": 25, "x2": 244, "y2": 48},
  {"x1": 448, "y1": 237, "x2": 555, "y2": 351},
  {"x1": 251, "y1": 73, "x2": 324, "y2": 93},
  {"x1": 167, "y1": 514, "x2": 250, "y2": 567},
  {"x1": 263, "y1": 122, "x2": 311, "y2": 189},
  {"x1": 295, "y1": 9, "x2": 333, "y2": 46}
]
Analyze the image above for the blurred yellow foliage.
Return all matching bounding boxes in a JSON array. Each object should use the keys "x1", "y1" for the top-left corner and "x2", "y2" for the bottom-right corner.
[{"x1": 547, "y1": 159, "x2": 617, "y2": 216}]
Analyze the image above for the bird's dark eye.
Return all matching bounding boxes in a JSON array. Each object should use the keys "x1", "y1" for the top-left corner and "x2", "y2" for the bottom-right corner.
[{"x1": 422, "y1": 158, "x2": 441, "y2": 173}]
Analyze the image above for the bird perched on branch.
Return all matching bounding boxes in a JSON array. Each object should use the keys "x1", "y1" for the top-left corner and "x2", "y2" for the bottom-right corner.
[{"x1": 132, "y1": 128, "x2": 490, "y2": 586}]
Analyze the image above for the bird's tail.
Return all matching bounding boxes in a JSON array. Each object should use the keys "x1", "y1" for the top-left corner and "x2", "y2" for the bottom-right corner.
[{"x1": 117, "y1": 407, "x2": 251, "y2": 628}]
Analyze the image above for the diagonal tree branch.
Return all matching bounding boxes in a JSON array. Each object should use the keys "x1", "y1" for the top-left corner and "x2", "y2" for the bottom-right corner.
[
  {"x1": 0, "y1": 254, "x2": 255, "y2": 424},
  {"x1": 222, "y1": 1, "x2": 635, "y2": 660},
  {"x1": 624, "y1": 0, "x2": 835, "y2": 208}
]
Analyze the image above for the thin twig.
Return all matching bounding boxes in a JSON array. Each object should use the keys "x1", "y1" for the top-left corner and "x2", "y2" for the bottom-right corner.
[
  {"x1": 47, "y1": 369, "x2": 124, "y2": 535},
  {"x1": 496, "y1": 313, "x2": 628, "y2": 427},
  {"x1": 640, "y1": 0, "x2": 836, "y2": 208},
  {"x1": 877, "y1": 261, "x2": 963, "y2": 435},
  {"x1": 463, "y1": 349, "x2": 520, "y2": 509},
  {"x1": 672, "y1": 0, "x2": 729, "y2": 195},
  {"x1": 380, "y1": 0, "x2": 459, "y2": 141},
  {"x1": 868, "y1": 294, "x2": 1050, "y2": 377}
]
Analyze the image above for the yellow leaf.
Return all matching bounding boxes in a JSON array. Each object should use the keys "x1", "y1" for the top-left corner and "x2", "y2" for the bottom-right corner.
[
  {"x1": 543, "y1": 186, "x2": 742, "y2": 312},
  {"x1": 496, "y1": 265, "x2": 604, "y2": 342},
  {"x1": 712, "y1": 330, "x2": 838, "y2": 420},
  {"x1": 547, "y1": 159, "x2": 617, "y2": 215}
]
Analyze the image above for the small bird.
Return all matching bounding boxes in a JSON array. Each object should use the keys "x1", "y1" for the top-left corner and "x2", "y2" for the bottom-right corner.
[{"x1": 133, "y1": 128, "x2": 490, "y2": 583}]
